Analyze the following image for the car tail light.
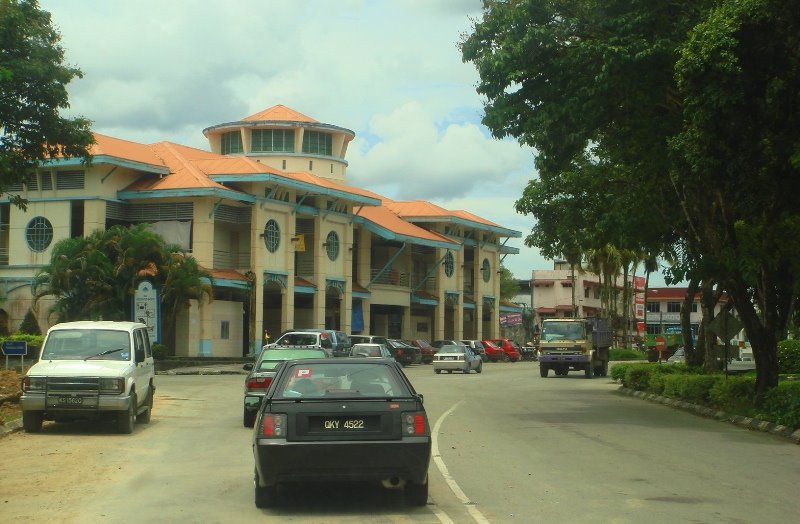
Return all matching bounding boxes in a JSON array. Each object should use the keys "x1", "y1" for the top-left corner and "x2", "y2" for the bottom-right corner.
[
  {"x1": 247, "y1": 376, "x2": 273, "y2": 389},
  {"x1": 402, "y1": 412, "x2": 429, "y2": 436},
  {"x1": 260, "y1": 413, "x2": 287, "y2": 438},
  {"x1": 396, "y1": 348, "x2": 404, "y2": 357}
]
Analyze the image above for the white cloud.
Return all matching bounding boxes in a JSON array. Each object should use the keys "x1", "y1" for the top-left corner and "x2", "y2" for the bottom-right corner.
[{"x1": 39, "y1": 0, "x2": 563, "y2": 278}]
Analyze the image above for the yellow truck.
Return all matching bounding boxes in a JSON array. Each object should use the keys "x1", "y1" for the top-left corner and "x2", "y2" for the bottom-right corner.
[{"x1": 538, "y1": 318, "x2": 612, "y2": 378}]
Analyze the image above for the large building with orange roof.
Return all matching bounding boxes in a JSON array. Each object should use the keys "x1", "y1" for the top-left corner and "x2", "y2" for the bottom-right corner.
[{"x1": 0, "y1": 105, "x2": 521, "y2": 357}]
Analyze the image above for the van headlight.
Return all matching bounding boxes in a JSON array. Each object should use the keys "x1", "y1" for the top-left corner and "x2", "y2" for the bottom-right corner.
[
  {"x1": 99, "y1": 378, "x2": 125, "y2": 394},
  {"x1": 22, "y1": 376, "x2": 46, "y2": 392}
]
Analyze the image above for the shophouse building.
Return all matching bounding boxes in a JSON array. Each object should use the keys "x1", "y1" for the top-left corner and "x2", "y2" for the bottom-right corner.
[{"x1": 0, "y1": 105, "x2": 522, "y2": 356}]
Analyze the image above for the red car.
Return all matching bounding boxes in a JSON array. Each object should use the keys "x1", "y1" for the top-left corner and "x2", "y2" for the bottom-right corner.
[
  {"x1": 480, "y1": 340, "x2": 506, "y2": 362},
  {"x1": 405, "y1": 339, "x2": 437, "y2": 364},
  {"x1": 489, "y1": 339, "x2": 521, "y2": 362}
]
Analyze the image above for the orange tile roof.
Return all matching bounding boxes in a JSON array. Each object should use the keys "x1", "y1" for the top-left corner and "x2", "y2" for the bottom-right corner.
[
  {"x1": 242, "y1": 104, "x2": 317, "y2": 123},
  {"x1": 209, "y1": 269, "x2": 249, "y2": 282},
  {"x1": 90, "y1": 133, "x2": 166, "y2": 168},
  {"x1": 122, "y1": 142, "x2": 231, "y2": 192},
  {"x1": 451, "y1": 209, "x2": 503, "y2": 229},
  {"x1": 384, "y1": 200, "x2": 451, "y2": 218},
  {"x1": 355, "y1": 204, "x2": 457, "y2": 245}
]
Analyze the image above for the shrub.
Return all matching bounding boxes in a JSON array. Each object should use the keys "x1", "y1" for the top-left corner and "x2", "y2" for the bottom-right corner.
[
  {"x1": 759, "y1": 381, "x2": 800, "y2": 429},
  {"x1": 152, "y1": 343, "x2": 169, "y2": 360},
  {"x1": 677, "y1": 375, "x2": 721, "y2": 405},
  {"x1": 708, "y1": 376, "x2": 756, "y2": 411},
  {"x1": 19, "y1": 309, "x2": 41, "y2": 335},
  {"x1": 777, "y1": 340, "x2": 800, "y2": 374},
  {"x1": 623, "y1": 363, "x2": 655, "y2": 390},
  {"x1": 610, "y1": 349, "x2": 646, "y2": 361}
]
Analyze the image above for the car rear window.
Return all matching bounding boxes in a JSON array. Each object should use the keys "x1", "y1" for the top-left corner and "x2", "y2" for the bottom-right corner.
[{"x1": 277, "y1": 362, "x2": 409, "y2": 399}]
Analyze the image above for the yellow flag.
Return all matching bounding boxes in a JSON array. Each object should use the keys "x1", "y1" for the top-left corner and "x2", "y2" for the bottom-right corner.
[{"x1": 294, "y1": 234, "x2": 305, "y2": 252}]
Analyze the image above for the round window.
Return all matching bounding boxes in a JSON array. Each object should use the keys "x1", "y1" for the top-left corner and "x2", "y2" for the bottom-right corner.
[
  {"x1": 443, "y1": 251, "x2": 454, "y2": 277},
  {"x1": 481, "y1": 258, "x2": 491, "y2": 282},
  {"x1": 263, "y1": 219, "x2": 280, "y2": 253},
  {"x1": 25, "y1": 216, "x2": 53, "y2": 252},
  {"x1": 325, "y1": 231, "x2": 340, "y2": 261}
]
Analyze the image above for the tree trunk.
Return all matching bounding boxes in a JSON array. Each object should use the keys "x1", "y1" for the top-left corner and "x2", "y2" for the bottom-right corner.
[{"x1": 682, "y1": 278, "x2": 699, "y2": 363}]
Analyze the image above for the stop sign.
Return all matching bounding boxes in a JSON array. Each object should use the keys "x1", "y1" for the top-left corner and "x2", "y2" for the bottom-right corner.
[{"x1": 655, "y1": 335, "x2": 666, "y2": 351}]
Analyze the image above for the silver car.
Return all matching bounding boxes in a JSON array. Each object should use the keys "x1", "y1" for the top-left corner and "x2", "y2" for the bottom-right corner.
[
  {"x1": 433, "y1": 344, "x2": 483, "y2": 374},
  {"x1": 349, "y1": 343, "x2": 393, "y2": 359}
]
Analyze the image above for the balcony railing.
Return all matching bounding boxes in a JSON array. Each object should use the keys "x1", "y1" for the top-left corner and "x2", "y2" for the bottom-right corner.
[
  {"x1": 212, "y1": 250, "x2": 250, "y2": 270},
  {"x1": 0, "y1": 246, "x2": 7, "y2": 266},
  {"x1": 370, "y1": 268, "x2": 409, "y2": 287}
]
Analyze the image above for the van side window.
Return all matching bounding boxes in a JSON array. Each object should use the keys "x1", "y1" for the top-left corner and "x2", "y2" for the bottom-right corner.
[
  {"x1": 133, "y1": 330, "x2": 144, "y2": 363},
  {"x1": 139, "y1": 329, "x2": 152, "y2": 358}
]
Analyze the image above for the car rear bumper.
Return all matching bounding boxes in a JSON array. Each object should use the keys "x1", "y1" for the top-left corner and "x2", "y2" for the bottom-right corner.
[
  {"x1": 432, "y1": 360, "x2": 467, "y2": 371},
  {"x1": 254, "y1": 438, "x2": 431, "y2": 486}
]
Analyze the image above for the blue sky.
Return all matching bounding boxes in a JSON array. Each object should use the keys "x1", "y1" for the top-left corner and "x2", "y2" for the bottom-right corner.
[{"x1": 40, "y1": 0, "x2": 670, "y2": 286}]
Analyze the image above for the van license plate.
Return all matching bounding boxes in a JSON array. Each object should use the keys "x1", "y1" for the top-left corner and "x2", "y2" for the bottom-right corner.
[{"x1": 58, "y1": 395, "x2": 84, "y2": 406}]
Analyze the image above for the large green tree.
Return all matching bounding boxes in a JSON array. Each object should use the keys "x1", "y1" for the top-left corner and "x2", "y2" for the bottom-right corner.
[
  {"x1": 33, "y1": 224, "x2": 212, "y2": 352},
  {"x1": 461, "y1": 0, "x2": 800, "y2": 396},
  {"x1": 0, "y1": 0, "x2": 93, "y2": 208}
]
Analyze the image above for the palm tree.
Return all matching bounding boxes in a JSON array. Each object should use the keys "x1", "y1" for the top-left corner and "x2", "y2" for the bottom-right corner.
[{"x1": 158, "y1": 251, "x2": 213, "y2": 355}]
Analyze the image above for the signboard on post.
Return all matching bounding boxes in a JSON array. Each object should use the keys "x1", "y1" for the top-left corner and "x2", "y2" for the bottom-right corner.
[
  {"x1": 2, "y1": 340, "x2": 28, "y2": 356},
  {"x1": 133, "y1": 280, "x2": 160, "y2": 343},
  {"x1": 2, "y1": 340, "x2": 28, "y2": 370}
]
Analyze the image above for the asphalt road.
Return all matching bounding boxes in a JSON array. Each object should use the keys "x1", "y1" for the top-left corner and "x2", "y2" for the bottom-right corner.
[{"x1": 1, "y1": 362, "x2": 798, "y2": 523}]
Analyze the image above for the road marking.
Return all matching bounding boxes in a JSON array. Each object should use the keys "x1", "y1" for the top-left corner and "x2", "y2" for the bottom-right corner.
[{"x1": 431, "y1": 401, "x2": 491, "y2": 524}]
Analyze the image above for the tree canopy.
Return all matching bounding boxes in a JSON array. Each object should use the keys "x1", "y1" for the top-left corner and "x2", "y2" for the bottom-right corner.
[
  {"x1": 461, "y1": 0, "x2": 800, "y2": 396},
  {"x1": 33, "y1": 224, "x2": 213, "y2": 352},
  {"x1": 0, "y1": 0, "x2": 94, "y2": 208}
]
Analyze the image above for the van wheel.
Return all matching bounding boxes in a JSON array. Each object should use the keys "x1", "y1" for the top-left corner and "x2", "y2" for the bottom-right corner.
[
  {"x1": 540, "y1": 366, "x2": 548, "y2": 378},
  {"x1": 117, "y1": 393, "x2": 136, "y2": 434},
  {"x1": 137, "y1": 387, "x2": 153, "y2": 424},
  {"x1": 22, "y1": 411, "x2": 43, "y2": 433}
]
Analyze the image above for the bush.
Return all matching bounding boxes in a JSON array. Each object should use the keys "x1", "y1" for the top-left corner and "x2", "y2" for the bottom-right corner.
[
  {"x1": 152, "y1": 343, "x2": 169, "y2": 360},
  {"x1": 610, "y1": 348, "x2": 646, "y2": 361},
  {"x1": 19, "y1": 309, "x2": 41, "y2": 335},
  {"x1": 759, "y1": 381, "x2": 800, "y2": 429},
  {"x1": 777, "y1": 340, "x2": 800, "y2": 374},
  {"x1": 709, "y1": 376, "x2": 756, "y2": 411}
]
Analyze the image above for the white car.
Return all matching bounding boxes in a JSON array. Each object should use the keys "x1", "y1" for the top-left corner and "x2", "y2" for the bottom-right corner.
[
  {"x1": 349, "y1": 343, "x2": 393, "y2": 359},
  {"x1": 433, "y1": 344, "x2": 483, "y2": 374},
  {"x1": 20, "y1": 321, "x2": 155, "y2": 434}
]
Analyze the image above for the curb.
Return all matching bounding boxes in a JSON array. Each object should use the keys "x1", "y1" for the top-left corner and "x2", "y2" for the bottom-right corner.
[{"x1": 617, "y1": 386, "x2": 800, "y2": 444}]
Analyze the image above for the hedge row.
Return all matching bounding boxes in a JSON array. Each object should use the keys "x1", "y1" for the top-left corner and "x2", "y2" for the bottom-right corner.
[{"x1": 612, "y1": 362, "x2": 800, "y2": 430}]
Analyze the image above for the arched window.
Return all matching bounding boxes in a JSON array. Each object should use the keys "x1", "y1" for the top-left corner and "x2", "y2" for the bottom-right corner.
[
  {"x1": 481, "y1": 258, "x2": 491, "y2": 282},
  {"x1": 443, "y1": 251, "x2": 454, "y2": 277}
]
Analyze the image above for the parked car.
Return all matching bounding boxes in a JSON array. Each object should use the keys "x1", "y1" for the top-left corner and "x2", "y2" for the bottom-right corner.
[
  {"x1": 406, "y1": 339, "x2": 437, "y2": 364},
  {"x1": 433, "y1": 344, "x2": 483, "y2": 374},
  {"x1": 431, "y1": 340, "x2": 463, "y2": 350},
  {"x1": 386, "y1": 339, "x2": 420, "y2": 366},
  {"x1": 349, "y1": 343, "x2": 393, "y2": 359},
  {"x1": 480, "y1": 339, "x2": 506, "y2": 362},
  {"x1": 252, "y1": 358, "x2": 431, "y2": 507},
  {"x1": 460, "y1": 340, "x2": 488, "y2": 361},
  {"x1": 488, "y1": 338, "x2": 521, "y2": 362},
  {"x1": 242, "y1": 347, "x2": 329, "y2": 427},
  {"x1": 295, "y1": 329, "x2": 351, "y2": 357},
  {"x1": 349, "y1": 334, "x2": 389, "y2": 348},
  {"x1": 20, "y1": 321, "x2": 155, "y2": 434},
  {"x1": 265, "y1": 330, "x2": 335, "y2": 357}
]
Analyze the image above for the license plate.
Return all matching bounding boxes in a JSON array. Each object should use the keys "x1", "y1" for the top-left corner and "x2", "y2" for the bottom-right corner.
[
  {"x1": 323, "y1": 418, "x2": 365, "y2": 430},
  {"x1": 58, "y1": 395, "x2": 84, "y2": 406}
]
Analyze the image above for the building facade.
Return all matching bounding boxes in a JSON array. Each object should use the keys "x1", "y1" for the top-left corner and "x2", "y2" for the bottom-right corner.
[{"x1": 0, "y1": 105, "x2": 521, "y2": 356}]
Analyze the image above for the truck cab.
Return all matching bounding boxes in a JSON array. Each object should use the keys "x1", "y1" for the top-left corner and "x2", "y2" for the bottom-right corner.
[{"x1": 538, "y1": 318, "x2": 611, "y2": 378}]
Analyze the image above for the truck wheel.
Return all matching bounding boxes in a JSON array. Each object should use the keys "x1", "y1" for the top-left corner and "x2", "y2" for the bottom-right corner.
[
  {"x1": 22, "y1": 411, "x2": 43, "y2": 433},
  {"x1": 585, "y1": 366, "x2": 594, "y2": 378},
  {"x1": 434, "y1": 368, "x2": 441, "y2": 374},
  {"x1": 539, "y1": 366, "x2": 548, "y2": 378},
  {"x1": 117, "y1": 393, "x2": 136, "y2": 434}
]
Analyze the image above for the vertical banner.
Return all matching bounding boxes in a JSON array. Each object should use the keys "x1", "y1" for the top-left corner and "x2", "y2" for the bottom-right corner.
[
  {"x1": 634, "y1": 276, "x2": 646, "y2": 325},
  {"x1": 134, "y1": 280, "x2": 160, "y2": 343}
]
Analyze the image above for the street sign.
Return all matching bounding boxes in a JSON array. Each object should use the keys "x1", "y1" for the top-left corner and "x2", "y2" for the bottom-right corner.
[
  {"x1": 708, "y1": 312, "x2": 743, "y2": 341},
  {"x1": 1, "y1": 340, "x2": 27, "y2": 356}
]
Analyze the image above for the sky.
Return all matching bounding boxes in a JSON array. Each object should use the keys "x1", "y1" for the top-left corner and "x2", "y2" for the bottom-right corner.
[{"x1": 39, "y1": 0, "x2": 670, "y2": 286}]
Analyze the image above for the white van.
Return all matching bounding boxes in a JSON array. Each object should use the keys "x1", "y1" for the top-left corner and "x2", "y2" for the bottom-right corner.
[{"x1": 20, "y1": 321, "x2": 155, "y2": 434}]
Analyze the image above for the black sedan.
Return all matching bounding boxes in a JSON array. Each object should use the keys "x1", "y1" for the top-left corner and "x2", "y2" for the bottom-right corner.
[{"x1": 252, "y1": 358, "x2": 431, "y2": 508}]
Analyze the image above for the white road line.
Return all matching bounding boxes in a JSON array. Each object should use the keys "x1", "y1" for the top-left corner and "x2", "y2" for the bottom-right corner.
[{"x1": 431, "y1": 401, "x2": 491, "y2": 524}]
